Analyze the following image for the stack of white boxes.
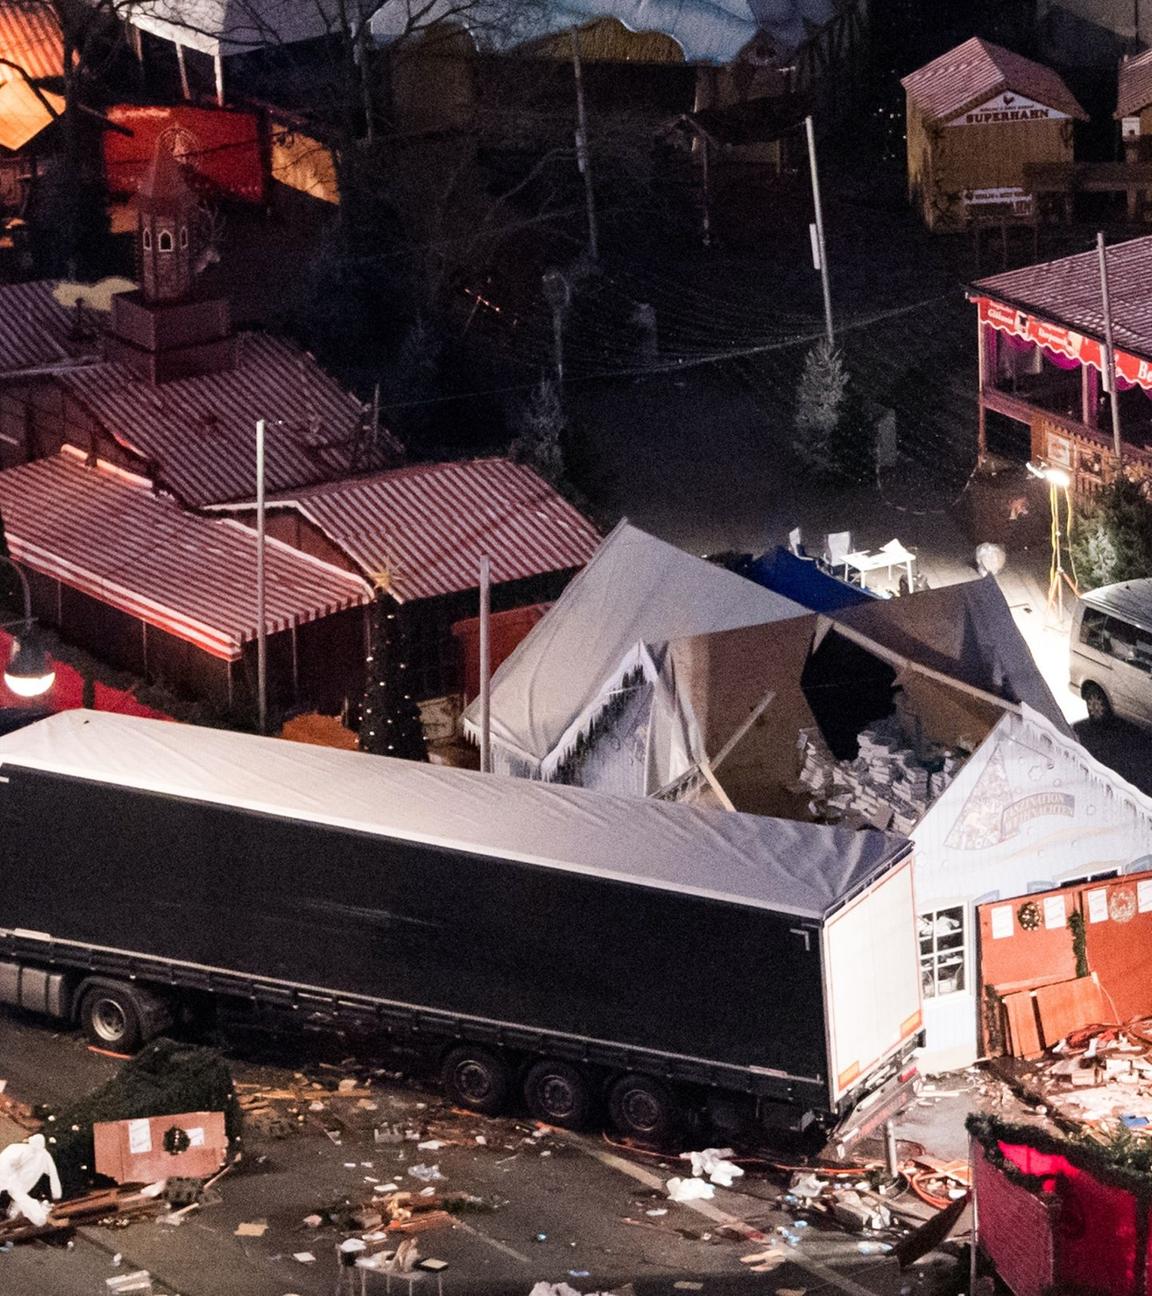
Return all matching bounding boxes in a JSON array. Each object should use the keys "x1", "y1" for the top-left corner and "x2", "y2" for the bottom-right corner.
[{"x1": 796, "y1": 717, "x2": 967, "y2": 833}]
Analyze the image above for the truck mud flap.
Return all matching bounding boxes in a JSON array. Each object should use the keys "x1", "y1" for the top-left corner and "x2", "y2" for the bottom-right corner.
[{"x1": 827, "y1": 1069, "x2": 920, "y2": 1161}]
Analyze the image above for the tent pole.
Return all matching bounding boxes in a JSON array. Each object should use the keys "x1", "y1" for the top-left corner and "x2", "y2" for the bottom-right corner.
[{"x1": 479, "y1": 555, "x2": 491, "y2": 773}]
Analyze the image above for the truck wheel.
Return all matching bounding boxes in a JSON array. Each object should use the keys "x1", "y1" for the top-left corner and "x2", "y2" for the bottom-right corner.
[
  {"x1": 608, "y1": 1074, "x2": 680, "y2": 1144},
  {"x1": 523, "y1": 1059, "x2": 593, "y2": 1129},
  {"x1": 78, "y1": 984, "x2": 145, "y2": 1052},
  {"x1": 441, "y1": 1045, "x2": 511, "y2": 1115},
  {"x1": 1083, "y1": 683, "x2": 1112, "y2": 721}
]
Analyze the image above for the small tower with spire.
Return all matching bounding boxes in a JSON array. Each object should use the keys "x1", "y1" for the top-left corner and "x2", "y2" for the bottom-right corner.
[
  {"x1": 105, "y1": 137, "x2": 235, "y2": 384},
  {"x1": 136, "y1": 143, "x2": 196, "y2": 304}
]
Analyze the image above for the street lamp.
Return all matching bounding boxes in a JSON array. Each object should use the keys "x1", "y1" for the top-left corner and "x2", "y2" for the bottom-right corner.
[
  {"x1": 1027, "y1": 461, "x2": 1078, "y2": 619},
  {"x1": 0, "y1": 557, "x2": 54, "y2": 699}
]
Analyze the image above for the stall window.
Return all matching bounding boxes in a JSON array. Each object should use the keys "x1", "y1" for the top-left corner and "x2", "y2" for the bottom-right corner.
[{"x1": 919, "y1": 906, "x2": 966, "y2": 998}]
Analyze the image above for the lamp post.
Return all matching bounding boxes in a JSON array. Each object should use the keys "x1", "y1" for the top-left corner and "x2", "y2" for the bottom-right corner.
[
  {"x1": 1028, "y1": 461, "x2": 1078, "y2": 621},
  {"x1": 0, "y1": 556, "x2": 55, "y2": 699}
]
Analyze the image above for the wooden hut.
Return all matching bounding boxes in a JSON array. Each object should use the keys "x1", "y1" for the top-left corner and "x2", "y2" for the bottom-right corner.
[
  {"x1": 1118, "y1": 48, "x2": 1152, "y2": 159},
  {"x1": 902, "y1": 37, "x2": 1086, "y2": 232}
]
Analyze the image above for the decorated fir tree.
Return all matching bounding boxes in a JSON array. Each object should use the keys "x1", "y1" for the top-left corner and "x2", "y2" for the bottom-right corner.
[{"x1": 358, "y1": 591, "x2": 428, "y2": 761}]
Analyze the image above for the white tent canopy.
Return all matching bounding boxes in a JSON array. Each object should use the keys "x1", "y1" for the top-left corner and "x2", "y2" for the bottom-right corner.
[
  {"x1": 0, "y1": 711, "x2": 907, "y2": 920},
  {"x1": 462, "y1": 522, "x2": 807, "y2": 774}
]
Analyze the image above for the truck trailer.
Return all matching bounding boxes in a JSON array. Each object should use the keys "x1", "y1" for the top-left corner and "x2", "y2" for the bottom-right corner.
[{"x1": 0, "y1": 711, "x2": 923, "y2": 1148}]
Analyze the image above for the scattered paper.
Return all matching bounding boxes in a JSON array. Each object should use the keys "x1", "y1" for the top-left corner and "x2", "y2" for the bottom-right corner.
[
  {"x1": 235, "y1": 1221, "x2": 267, "y2": 1238},
  {"x1": 292, "y1": 1252, "x2": 316, "y2": 1264},
  {"x1": 407, "y1": 1164, "x2": 445, "y2": 1182},
  {"x1": 667, "y1": 1176, "x2": 715, "y2": 1202},
  {"x1": 681, "y1": 1147, "x2": 744, "y2": 1188},
  {"x1": 417, "y1": 1140, "x2": 444, "y2": 1151},
  {"x1": 673, "y1": 1284, "x2": 704, "y2": 1291}
]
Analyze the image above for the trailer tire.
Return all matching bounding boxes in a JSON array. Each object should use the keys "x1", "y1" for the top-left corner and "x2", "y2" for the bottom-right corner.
[
  {"x1": 523, "y1": 1059, "x2": 593, "y2": 1129},
  {"x1": 77, "y1": 981, "x2": 168, "y2": 1053},
  {"x1": 608, "y1": 1073, "x2": 680, "y2": 1144},
  {"x1": 441, "y1": 1045, "x2": 511, "y2": 1115},
  {"x1": 1082, "y1": 682, "x2": 1112, "y2": 721}
]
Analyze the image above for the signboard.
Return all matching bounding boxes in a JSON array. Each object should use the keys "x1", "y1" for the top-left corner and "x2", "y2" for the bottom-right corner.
[
  {"x1": 947, "y1": 91, "x2": 1069, "y2": 127},
  {"x1": 1046, "y1": 432, "x2": 1073, "y2": 469},
  {"x1": 961, "y1": 187, "x2": 1034, "y2": 215},
  {"x1": 1123, "y1": 116, "x2": 1142, "y2": 140},
  {"x1": 103, "y1": 104, "x2": 265, "y2": 203}
]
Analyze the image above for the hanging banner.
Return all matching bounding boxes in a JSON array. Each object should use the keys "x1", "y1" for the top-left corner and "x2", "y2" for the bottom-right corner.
[
  {"x1": 947, "y1": 92, "x2": 1070, "y2": 127},
  {"x1": 975, "y1": 296, "x2": 1152, "y2": 390},
  {"x1": 103, "y1": 104, "x2": 265, "y2": 203}
]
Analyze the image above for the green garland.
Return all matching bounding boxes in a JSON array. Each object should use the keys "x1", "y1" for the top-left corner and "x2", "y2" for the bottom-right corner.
[
  {"x1": 967, "y1": 1113, "x2": 1152, "y2": 1197},
  {"x1": 1068, "y1": 910, "x2": 1089, "y2": 979}
]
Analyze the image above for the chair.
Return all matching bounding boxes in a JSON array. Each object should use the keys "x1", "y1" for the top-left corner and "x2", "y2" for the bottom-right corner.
[
  {"x1": 824, "y1": 531, "x2": 852, "y2": 573},
  {"x1": 788, "y1": 526, "x2": 804, "y2": 556}
]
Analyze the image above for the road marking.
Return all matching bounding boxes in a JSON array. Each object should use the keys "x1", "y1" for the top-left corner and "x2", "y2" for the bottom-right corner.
[
  {"x1": 577, "y1": 1144, "x2": 882, "y2": 1296},
  {"x1": 450, "y1": 1216, "x2": 531, "y2": 1263}
]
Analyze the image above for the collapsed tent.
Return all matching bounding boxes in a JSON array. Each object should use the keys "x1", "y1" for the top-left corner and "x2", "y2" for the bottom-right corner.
[{"x1": 462, "y1": 522, "x2": 806, "y2": 778}]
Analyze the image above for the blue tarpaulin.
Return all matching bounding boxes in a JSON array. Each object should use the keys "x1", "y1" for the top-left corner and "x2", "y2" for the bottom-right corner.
[{"x1": 746, "y1": 546, "x2": 876, "y2": 614}]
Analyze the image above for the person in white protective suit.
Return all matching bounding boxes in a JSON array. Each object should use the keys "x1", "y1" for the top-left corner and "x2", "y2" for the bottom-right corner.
[{"x1": 0, "y1": 1133, "x2": 62, "y2": 1226}]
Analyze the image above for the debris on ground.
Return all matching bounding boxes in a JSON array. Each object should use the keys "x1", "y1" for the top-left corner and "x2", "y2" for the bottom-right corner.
[
  {"x1": 0, "y1": 1184, "x2": 167, "y2": 1243},
  {"x1": 1002, "y1": 1018, "x2": 1152, "y2": 1136},
  {"x1": 679, "y1": 1147, "x2": 745, "y2": 1188},
  {"x1": 666, "y1": 1176, "x2": 715, "y2": 1202},
  {"x1": 94, "y1": 1111, "x2": 228, "y2": 1184}
]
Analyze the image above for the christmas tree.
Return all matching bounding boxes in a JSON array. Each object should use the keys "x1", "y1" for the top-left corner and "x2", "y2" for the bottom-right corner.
[{"x1": 358, "y1": 591, "x2": 428, "y2": 761}]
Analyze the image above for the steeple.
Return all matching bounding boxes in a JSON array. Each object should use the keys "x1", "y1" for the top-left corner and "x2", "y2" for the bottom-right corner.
[
  {"x1": 136, "y1": 139, "x2": 197, "y2": 304},
  {"x1": 105, "y1": 137, "x2": 235, "y2": 384}
]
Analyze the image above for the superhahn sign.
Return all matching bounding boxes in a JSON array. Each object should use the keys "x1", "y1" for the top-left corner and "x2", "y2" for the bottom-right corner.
[{"x1": 946, "y1": 91, "x2": 1069, "y2": 127}]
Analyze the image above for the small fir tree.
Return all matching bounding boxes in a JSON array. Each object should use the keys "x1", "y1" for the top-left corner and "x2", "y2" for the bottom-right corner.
[
  {"x1": 509, "y1": 376, "x2": 566, "y2": 485},
  {"x1": 1071, "y1": 476, "x2": 1152, "y2": 590},
  {"x1": 793, "y1": 340, "x2": 874, "y2": 483},
  {"x1": 358, "y1": 592, "x2": 428, "y2": 761}
]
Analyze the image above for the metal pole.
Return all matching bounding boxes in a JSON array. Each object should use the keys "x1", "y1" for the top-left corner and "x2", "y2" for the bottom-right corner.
[
  {"x1": 478, "y1": 555, "x2": 491, "y2": 774},
  {"x1": 255, "y1": 418, "x2": 268, "y2": 734},
  {"x1": 883, "y1": 1119, "x2": 899, "y2": 1181},
  {"x1": 552, "y1": 306, "x2": 564, "y2": 387},
  {"x1": 804, "y1": 115, "x2": 834, "y2": 345},
  {"x1": 1098, "y1": 231, "x2": 1123, "y2": 469},
  {"x1": 570, "y1": 27, "x2": 599, "y2": 263}
]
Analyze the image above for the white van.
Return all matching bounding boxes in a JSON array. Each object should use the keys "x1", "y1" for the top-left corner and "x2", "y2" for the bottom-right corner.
[{"x1": 1070, "y1": 578, "x2": 1152, "y2": 728}]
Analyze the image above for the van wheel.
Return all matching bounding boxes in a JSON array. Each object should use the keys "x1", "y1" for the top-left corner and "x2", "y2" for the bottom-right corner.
[
  {"x1": 523, "y1": 1059, "x2": 593, "y2": 1129},
  {"x1": 1083, "y1": 683, "x2": 1112, "y2": 721},
  {"x1": 78, "y1": 984, "x2": 145, "y2": 1052},
  {"x1": 441, "y1": 1045, "x2": 511, "y2": 1115},
  {"x1": 608, "y1": 1073, "x2": 680, "y2": 1144}
]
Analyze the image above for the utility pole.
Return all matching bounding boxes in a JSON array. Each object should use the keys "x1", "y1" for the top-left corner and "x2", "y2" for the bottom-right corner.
[
  {"x1": 570, "y1": 27, "x2": 599, "y2": 263},
  {"x1": 1097, "y1": 231, "x2": 1123, "y2": 470},
  {"x1": 805, "y1": 115, "x2": 834, "y2": 346},
  {"x1": 478, "y1": 555, "x2": 491, "y2": 774},
  {"x1": 255, "y1": 418, "x2": 268, "y2": 735}
]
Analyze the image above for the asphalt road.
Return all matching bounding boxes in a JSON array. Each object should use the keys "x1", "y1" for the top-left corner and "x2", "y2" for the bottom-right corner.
[{"x1": 0, "y1": 1011, "x2": 969, "y2": 1296}]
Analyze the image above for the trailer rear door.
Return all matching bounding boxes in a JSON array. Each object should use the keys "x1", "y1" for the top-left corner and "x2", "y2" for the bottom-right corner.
[{"x1": 823, "y1": 855, "x2": 922, "y2": 1103}]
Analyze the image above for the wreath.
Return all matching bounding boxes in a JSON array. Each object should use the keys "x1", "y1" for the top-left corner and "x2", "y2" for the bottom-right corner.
[
  {"x1": 1017, "y1": 900, "x2": 1042, "y2": 932},
  {"x1": 163, "y1": 1125, "x2": 191, "y2": 1156}
]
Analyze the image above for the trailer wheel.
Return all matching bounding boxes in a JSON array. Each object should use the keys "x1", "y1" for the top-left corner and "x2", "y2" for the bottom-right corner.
[
  {"x1": 441, "y1": 1045, "x2": 511, "y2": 1115},
  {"x1": 77, "y1": 980, "x2": 169, "y2": 1053},
  {"x1": 608, "y1": 1074, "x2": 680, "y2": 1144},
  {"x1": 523, "y1": 1059, "x2": 593, "y2": 1129},
  {"x1": 1082, "y1": 682, "x2": 1112, "y2": 721}
]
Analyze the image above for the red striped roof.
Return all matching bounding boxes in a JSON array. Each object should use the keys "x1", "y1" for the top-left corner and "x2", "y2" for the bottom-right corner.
[
  {"x1": 0, "y1": 4, "x2": 63, "y2": 81},
  {"x1": 0, "y1": 451, "x2": 370, "y2": 660},
  {"x1": 0, "y1": 281, "x2": 76, "y2": 373},
  {"x1": 57, "y1": 333, "x2": 397, "y2": 507},
  {"x1": 268, "y1": 458, "x2": 602, "y2": 602},
  {"x1": 973, "y1": 233, "x2": 1152, "y2": 359},
  {"x1": 901, "y1": 37, "x2": 1086, "y2": 124},
  {"x1": 1117, "y1": 48, "x2": 1152, "y2": 119}
]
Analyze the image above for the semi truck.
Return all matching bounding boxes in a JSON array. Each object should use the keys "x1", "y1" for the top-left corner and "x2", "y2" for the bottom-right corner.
[{"x1": 0, "y1": 711, "x2": 923, "y2": 1149}]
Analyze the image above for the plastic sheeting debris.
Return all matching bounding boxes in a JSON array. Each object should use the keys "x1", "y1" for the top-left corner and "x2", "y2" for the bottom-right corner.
[{"x1": 666, "y1": 1177, "x2": 715, "y2": 1202}]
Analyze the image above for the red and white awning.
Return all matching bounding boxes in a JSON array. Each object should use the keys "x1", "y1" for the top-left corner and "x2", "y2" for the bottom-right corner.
[{"x1": 976, "y1": 296, "x2": 1152, "y2": 391}]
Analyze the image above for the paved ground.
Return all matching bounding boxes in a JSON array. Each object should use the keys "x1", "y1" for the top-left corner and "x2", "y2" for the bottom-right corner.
[{"x1": 0, "y1": 1011, "x2": 986, "y2": 1296}]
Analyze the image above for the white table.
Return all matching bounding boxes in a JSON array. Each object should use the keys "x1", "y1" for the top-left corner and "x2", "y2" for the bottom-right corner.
[{"x1": 842, "y1": 545, "x2": 916, "y2": 590}]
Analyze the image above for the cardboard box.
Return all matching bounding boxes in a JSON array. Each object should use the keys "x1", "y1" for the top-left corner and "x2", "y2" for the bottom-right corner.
[{"x1": 93, "y1": 1111, "x2": 227, "y2": 1185}]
